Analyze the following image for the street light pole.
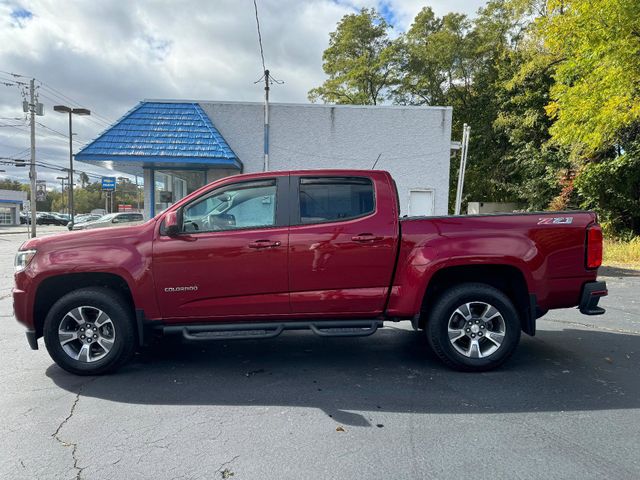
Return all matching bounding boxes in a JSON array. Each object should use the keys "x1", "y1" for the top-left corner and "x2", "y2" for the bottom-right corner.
[{"x1": 54, "y1": 105, "x2": 90, "y2": 225}]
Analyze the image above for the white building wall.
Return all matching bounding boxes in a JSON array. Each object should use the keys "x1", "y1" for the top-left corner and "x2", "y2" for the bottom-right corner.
[{"x1": 199, "y1": 102, "x2": 452, "y2": 216}]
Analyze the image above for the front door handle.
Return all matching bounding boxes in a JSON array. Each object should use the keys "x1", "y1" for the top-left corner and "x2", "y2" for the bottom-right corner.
[
  {"x1": 248, "y1": 240, "x2": 281, "y2": 249},
  {"x1": 351, "y1": 234, "x2": 383, "y2": 242}
]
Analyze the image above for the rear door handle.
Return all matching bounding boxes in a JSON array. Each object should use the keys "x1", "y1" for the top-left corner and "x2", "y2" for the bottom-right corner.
[
  {"x1": 248, "y1": 240, "x2": 281, "y2": 249},
  {"x1": 351, "y1": 234, "x2": 383, "y2": 242}
]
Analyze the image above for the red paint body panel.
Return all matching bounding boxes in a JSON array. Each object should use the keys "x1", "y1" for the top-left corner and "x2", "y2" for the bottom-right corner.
[
  {"x1": 152, "y1": 226, "x2": 290, "y2": 319},
  {"x1": 288, "y1": 171, "x2": 399, "y2": 315},
  {"x1": 13, "y1": 169, "x2": 603, "y2": 335}
]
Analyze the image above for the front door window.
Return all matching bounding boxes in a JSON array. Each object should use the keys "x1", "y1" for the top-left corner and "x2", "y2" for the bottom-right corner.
[{"x1": 182, "y1": 180, "x2": 276, "y2": 233}]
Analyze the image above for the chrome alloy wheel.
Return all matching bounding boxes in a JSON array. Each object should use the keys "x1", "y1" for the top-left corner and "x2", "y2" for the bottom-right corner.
[
  {"x1": 447, "y1": 301, "x2": 506, "y2": 359},
  {"x1": 58, "y1": 306, "x2": 116, "y2": 363}
]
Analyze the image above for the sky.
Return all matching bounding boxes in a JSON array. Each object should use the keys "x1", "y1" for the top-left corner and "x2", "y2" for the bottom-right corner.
[{"x1": 0, "y1": 0, "x2": 486, "y2": 188}]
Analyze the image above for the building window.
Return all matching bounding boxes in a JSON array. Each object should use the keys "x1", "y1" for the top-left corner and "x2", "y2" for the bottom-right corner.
[
  {"x1": 154, "y1": 170, "x2": 206, "y2": 214},
  {"x1": 0, "y1": 207, "x2": 13, "y2": 225}
]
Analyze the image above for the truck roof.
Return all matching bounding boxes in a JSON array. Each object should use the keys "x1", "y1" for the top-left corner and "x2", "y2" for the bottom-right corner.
[{"x1": 229, "y1": 169, "x2": 391, "y2": 178}]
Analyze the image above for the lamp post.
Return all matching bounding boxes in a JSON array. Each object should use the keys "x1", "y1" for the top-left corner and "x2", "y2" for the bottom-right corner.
[{"x1": 53, "y1": 105, "x2": 90, "y2": 225}]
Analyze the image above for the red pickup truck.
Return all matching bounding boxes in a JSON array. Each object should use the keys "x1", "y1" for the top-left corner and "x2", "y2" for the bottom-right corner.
[{"x1": 13, "y1": 170, "x2": 607, "y2": 375}]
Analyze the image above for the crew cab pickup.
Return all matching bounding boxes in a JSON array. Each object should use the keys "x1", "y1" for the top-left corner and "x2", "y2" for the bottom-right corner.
[{"x1": 13, "y1": 170, "x2": 607, "y2": 375}]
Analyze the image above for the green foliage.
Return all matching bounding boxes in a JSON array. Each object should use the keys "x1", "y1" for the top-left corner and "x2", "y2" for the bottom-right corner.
[
  {"x1": 0, "y1": 179, "x2": 25, "y2": 191},
  {"x1": 574, "y1": 136, "x2": 640, "y2": 234},
  {"x1": 1, "y1": 178, "x2": 142, "y2": 214},
  {"x1": 308, "y1": 8, "x2": 398, "y2": 105},
  {"x1": 540, "y1": 0, "x2": 640, "y2": 156},
  {"x1": 311, "y1": 0, "x2": 640, "y2": 233}
]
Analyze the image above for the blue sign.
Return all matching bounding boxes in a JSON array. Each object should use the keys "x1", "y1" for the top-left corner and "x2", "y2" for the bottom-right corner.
[{"x1": 101, "y1": 177, "x2": 116, "y2": 191}]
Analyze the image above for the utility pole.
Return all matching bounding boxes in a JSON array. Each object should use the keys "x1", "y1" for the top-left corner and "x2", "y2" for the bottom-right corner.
[
  {"x1": 263, "y1": 69, "x2": 270, "y2": 172},
  {"x1": 56, "y1": 176, "x2": 67, "y2": 213},
  {"x1": 28, "y1": 78, "x2": 38, "y2": 237}
]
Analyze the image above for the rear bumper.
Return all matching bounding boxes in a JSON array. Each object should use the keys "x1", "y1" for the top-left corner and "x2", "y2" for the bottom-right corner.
[{"x1": 579, "y1": 281, "x2": 607, "y2": 315}]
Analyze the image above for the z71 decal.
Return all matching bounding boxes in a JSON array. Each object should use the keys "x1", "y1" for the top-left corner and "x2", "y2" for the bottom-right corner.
[{"x1": 538, "y1": 217, "x2": 574, "y2": 225}]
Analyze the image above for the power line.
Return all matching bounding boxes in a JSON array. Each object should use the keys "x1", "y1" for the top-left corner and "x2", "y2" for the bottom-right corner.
[
  {"x1": 36, "y1": 121, "x2": 86, "y2": 145},
  {"x1": 0, "y1": 122, "x2": 29, "y2": 132},
  {"x1": 0, "y1": 69, "x2": 28, "y2": 78},
  {"x1": 0, "y1": 69, "x2": 115, "y2": 127},
  {"x1": 38, "y1": 81, "x2": 115, "y2": 125},
  {"x1": 37, "y1": 91, "x2": 113, "y2": 130}
]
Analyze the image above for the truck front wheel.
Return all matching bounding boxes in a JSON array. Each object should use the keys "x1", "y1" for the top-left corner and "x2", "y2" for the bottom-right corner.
[
  {"x1": 43, "y1": 288, "x2": 137, "y2": 375},
  {"x1": 426, "y1": 283, "x2": 521, "y2": 372}
]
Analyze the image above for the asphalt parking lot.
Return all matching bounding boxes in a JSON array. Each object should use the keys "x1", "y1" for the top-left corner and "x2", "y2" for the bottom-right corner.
[{"x1": 0, "y1": 229, "x2": 638, "y2": 479}]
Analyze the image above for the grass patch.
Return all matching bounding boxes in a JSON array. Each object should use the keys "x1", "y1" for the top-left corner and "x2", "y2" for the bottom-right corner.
[{"x1": 604, "y1": 237, "x2": 640, "y2": 267}]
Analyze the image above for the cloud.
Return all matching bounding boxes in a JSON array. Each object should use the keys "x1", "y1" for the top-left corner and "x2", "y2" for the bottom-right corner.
[{"x1": 0, "y1": 0, "x2": 484, "y2": 188}]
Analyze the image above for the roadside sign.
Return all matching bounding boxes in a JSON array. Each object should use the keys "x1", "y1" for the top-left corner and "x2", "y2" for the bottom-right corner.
[
  {"x1": 23, "y1": 200, "x2": 30, "y2": 211},
  {"x1": 102, "y1": 177, "x2": 116, "y2": 191},
  {"x1": 36, "y1": 180, "x2": 47, "y2": 201}
]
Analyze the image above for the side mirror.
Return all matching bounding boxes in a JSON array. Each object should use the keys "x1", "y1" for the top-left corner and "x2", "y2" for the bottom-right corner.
[
  {"x1": 164, "y1": 210, "x2": 180, "y2": 237},
  {"x1": 112, "y1": 218, "x2": 119, "y2": 223}
]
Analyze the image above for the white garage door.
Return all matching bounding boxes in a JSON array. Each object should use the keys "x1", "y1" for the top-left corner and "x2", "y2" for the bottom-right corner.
[{"x1": 408, "y1": 189, "x2": 434, "y2": 217}]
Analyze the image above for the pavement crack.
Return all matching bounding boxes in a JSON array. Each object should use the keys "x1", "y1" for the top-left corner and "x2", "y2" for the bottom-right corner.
[
  {"x1": 216, "y1": 455, "x2": 240, "y2": 477},
  {"x1": 51, "y1": 379, "x2": 97, "y2": 480}
]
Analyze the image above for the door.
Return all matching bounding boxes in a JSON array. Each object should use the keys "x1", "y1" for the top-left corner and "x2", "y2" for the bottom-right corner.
[
  {"x1": 408, "y1": 189, "x2": 434, "y2": 216},
  {"x1": 288, "y1": 175, "x2": 398, "y2": 316},
  {"x1": 153, "y1": 176, "x2": 290, "y2": 320}
]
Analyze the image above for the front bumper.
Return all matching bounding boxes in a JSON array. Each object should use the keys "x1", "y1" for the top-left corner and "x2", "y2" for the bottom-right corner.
[{"x1": 579, "y1": 281, "x2": 607, "y2": 315}]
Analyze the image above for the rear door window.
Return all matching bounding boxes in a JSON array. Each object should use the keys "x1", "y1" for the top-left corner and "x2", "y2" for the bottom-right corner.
[{"x1": 297, "y1": 177, "x2": 374, "y2": 224}]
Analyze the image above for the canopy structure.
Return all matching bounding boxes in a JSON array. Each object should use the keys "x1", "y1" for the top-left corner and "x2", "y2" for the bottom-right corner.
[{"x1": 76, "y1": 101, "x2": 242, "y2": 176}]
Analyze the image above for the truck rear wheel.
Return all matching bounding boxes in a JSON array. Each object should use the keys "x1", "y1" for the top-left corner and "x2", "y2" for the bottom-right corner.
[
  {"x1": 426, "y1": 283, "x2": 521, "y2": 372},
  {"x1": 43, "y1": 288, "x2": 136, "y2": 375}
]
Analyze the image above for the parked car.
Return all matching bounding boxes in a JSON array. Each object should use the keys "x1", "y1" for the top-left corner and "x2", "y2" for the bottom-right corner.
[
  {"x1": 73, "y1": 212, "x2": 144, "y2": 230},
  {"x1": 13, "y1": 170, "x2": 606, "y2": 375},
  {"x1": 35, "y1": 212, "x2": 67, "y2": 226},
  {"x1": 50, "y1": 213, "x2": 70, "y2": 226},
  {"x1": 67, "y1": 214, "x2": 102, "y2": 231}
]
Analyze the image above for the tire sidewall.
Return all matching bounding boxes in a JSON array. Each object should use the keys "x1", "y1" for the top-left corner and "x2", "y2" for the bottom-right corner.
[
  {"x1": 43, "y1": 288, "x2": 135, "y2": 375},
  {"x1": 427, "y1": 284, "x2": 521, "y2": 371}
]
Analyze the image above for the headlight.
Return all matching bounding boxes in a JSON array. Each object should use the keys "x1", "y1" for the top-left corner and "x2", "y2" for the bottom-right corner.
[{"x1": 15, "y1": 250, "x2": 37, "y2": 272}]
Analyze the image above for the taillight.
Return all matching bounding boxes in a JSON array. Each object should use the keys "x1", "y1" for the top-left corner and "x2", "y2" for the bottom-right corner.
[{"x1": 586, "y1": 225, "x2": 603, "y2": 269}]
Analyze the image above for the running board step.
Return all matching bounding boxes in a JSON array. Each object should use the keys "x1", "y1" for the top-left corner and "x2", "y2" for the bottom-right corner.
[{"x1": 162, "y1": 320, "x2": 383, "y2": 341}]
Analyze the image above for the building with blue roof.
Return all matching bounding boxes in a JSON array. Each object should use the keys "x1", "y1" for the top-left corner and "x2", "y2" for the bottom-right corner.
[{"x1": 77, "y1": 100, "x2": 453, "y2": 218}]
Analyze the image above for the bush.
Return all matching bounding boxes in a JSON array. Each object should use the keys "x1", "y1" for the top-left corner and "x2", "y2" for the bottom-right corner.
[{"x1": 574, "y1": 153, "x2": 640, "y2": 235}]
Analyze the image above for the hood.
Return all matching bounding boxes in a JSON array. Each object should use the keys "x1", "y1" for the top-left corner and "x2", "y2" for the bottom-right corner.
[{"x1": 20, "y1": 218, "x2": 156, "y2": 252}]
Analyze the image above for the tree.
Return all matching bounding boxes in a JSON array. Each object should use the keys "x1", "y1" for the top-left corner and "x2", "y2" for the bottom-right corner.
[
  {"x1": 532, "y1": 0, "x2": 640, "y2": 232},
  {"x1": 0, "y1": 179, "x2": 25, "y2": 191},
  {"x1": 308, "y1": 8, "x2": 398, "y2": 105},
  {"x1": 540, "y1": 0, "x2": 640, "y2": 157},
  {"x1": 311, "y1": 1, "x2": 640, "y2": 233},
  {"x1": 79, "y1": 172, "x2": 90, "y2": 188},
  {"x1": 394, "y1": 3, "x2": 518, "y2": 209}
]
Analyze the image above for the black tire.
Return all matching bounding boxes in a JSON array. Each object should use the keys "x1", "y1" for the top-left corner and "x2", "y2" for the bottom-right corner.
[
  {"x1": 43, "y1": 287, "x2": 137, "y2": 375},
  {"x1": 426, "y1": 283, "x2": 521, "y2": 372}
]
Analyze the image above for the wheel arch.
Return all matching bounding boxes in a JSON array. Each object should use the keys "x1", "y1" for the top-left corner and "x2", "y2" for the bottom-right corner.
[
  {"x1": 418, "y1": 264, "x2": 535, "y2": 335},
  {"x1": 33, "y1": 272, "x2": 135, "y2": 338}
]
